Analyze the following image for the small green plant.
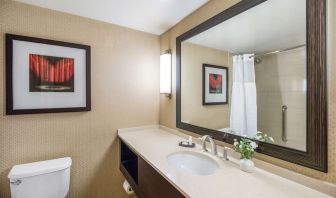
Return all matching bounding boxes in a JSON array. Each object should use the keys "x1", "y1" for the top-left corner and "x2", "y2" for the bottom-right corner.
[
  {"x1": 233, "y1": 138, "x2": 258, "y2": 159},
  {"x1": 254, "y1": 131, "x2": 275, "y2": 143}
]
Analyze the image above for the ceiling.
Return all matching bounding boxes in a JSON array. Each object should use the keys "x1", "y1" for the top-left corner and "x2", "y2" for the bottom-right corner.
[
  {"x1": 186, "y1": 0, "x2": 306, "y2": 54},
  {"x1": 14, "y1": 0, "x2": 209, "y2": 35}
]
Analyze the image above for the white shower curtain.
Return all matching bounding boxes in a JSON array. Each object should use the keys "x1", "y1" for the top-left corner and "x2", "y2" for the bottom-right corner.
[{"x1": 230, "y1": 54, "x2": 257, "y2": 137}]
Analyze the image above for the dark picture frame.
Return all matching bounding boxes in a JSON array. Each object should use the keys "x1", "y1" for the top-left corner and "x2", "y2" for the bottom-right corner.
[
  {"x1": 202, "y1": 64, "x2": 228, "y2": 105},
  {"x1": 6, "y1": 34, "x2": 91, "y2": 114},
  {"x1": 176, "y1": 0, "x2": 327, "y2": 172}
]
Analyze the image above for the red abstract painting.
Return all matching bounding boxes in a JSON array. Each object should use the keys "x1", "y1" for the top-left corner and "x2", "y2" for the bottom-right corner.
[
  {"x1": 209, "y1": 73, "x2": 222, "y2": 94},
  {"x1": 29, "y1": 54, "x2": 74, "y2": 92}
]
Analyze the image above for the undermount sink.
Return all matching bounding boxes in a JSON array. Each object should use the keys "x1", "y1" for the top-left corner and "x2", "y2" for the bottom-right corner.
[{"x1": 167, "y1": 151, "x2": 219, "y2": 175}]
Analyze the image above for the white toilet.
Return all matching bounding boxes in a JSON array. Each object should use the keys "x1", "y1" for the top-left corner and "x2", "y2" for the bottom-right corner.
[{"x1": 8, "y1": 157, "x2": 72, "y2": 198}]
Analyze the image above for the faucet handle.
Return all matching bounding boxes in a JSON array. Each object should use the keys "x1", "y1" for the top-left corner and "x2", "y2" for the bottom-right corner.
[{"x1": 223, "y1": 147, "x2": 233, "y2": 161}]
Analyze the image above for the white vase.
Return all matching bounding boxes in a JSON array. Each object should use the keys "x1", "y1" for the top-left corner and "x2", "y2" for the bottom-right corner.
[{"x1": 240, "y1": 159, "x2": 254, "y2": 173}]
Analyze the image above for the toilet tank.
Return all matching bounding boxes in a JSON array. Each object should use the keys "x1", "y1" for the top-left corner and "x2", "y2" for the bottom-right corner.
[{"x1": 8, "y1": 157, "x2": 72, "y2": 198}]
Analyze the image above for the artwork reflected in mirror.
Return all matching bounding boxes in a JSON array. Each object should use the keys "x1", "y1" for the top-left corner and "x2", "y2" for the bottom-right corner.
[
  {"x1": 202, "y1": 64, "x2": 228, "y2": 105},
  {"x1": 180, "y1": 0, "x2": 307, "y2": 151},
  {"x1": 209, "y1": 74, "x2": 222, "y2": 94}
]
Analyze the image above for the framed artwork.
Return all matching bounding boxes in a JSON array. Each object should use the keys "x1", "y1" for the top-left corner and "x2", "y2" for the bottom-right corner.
[
  {"x1": 6, "y1": 34, "x2": 91, "y2": 114},
  {"x1": 202, "y1": 64, "x2": 228, "y2": 105}
]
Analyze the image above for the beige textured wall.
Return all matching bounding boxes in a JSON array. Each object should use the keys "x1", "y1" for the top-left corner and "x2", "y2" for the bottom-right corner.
[
  {"x1": 255, "y1": 47, "x2": 306, "y2": 151},
  {"x1": 0, "y1": 0, "x2": 160, "y2": 197},
  {"x1": 159, "y1": 0, "x2": 336, "y2": 184},
  {"x1": 181, "y1": 42, "x2": 231, "y2": 129}
]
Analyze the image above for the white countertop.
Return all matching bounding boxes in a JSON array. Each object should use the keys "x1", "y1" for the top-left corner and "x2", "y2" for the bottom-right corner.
[{"x1": 118, "y1": 125, "x2": 332, "y2": 198}]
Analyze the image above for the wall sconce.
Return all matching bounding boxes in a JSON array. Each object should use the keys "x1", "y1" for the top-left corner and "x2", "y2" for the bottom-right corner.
[{"x1": 160, "y1": 49, "x2": 172, "y2": 98}]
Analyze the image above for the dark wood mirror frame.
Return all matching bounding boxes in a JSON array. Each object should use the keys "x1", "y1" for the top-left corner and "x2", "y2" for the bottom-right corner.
[{"x1": 176, "y1": 0, "x2": 327, "y2": 172}]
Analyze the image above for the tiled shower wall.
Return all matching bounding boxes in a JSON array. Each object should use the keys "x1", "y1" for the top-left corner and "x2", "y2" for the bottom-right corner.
[{"x1": 255, "y1": 47, "x2": 306, "y2": 151}]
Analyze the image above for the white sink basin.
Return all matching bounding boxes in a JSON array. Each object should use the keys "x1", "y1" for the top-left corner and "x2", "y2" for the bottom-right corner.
[{"x1": 167, "y1": 151, "x2": 219, "y2": 175}]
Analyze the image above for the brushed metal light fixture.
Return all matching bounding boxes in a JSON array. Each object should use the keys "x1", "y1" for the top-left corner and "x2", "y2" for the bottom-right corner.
[{"x1": 160, "y1": 49, "x2": 172, "y2": 98}]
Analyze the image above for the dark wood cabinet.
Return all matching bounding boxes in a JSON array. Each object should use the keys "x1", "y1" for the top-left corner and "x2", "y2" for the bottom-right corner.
[
  {"x1": 138, "y1": 157, "x2": 185, "y2": 198},
  {"x1": 120, "y1": 140, "x2": 185, "y2": 198}
]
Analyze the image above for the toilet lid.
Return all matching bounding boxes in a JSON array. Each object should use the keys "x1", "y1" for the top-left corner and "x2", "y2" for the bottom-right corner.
[{"x1": 8, "y1": 157, "x2": 72, "y2": 179}]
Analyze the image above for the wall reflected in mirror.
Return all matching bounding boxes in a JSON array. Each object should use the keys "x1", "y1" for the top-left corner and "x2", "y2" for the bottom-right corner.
[{"x1": 180, "y1": 0, "x2": 307, "y2": 151}]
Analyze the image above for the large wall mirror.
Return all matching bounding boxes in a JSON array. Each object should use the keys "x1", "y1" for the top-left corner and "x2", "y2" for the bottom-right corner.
[{"x1": 176, "y1": 0, "x2": 327, "y2": 172}]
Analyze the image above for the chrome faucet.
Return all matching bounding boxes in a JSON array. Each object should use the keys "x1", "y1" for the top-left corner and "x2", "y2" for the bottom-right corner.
[{"x1": 200, "y1": 135, "x2": 217, "y2": 155}]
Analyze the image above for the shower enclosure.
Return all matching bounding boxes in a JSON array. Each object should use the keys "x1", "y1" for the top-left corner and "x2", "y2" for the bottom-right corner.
[{"x1": 254, "y1": 45, "x2": 307, "y2": 151}]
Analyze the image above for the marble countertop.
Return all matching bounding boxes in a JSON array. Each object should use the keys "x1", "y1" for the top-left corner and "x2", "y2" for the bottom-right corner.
[{"x1": 118, "y1": 125, "x2": 332, "y2": 198}]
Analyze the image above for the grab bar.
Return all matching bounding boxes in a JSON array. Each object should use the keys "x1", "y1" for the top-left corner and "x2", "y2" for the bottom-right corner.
[{"x1": 282, "y1": 105, "x2": 288, "y2": 142}]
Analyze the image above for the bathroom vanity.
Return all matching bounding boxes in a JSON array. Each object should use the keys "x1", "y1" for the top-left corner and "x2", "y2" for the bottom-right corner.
[
  {"x1": 118, "y1": 126, "x2": 332, "y2": 198},
  {"x1": 120, "y1": 137, "x2": 184, "y2": 197}
]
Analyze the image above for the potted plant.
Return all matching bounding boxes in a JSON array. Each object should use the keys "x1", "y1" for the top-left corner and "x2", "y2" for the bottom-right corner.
[{"x1": 233, "y1": 138, "x2": 258, "y2": 173}]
